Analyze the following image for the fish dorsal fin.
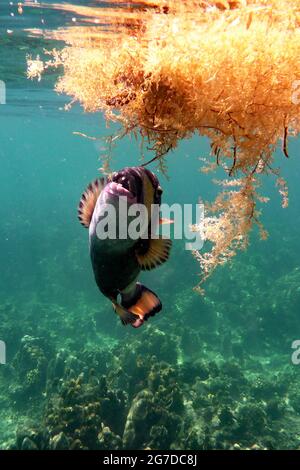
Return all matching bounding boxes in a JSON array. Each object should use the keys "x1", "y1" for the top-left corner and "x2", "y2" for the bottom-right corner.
[
  {"x1": 78, "y1": 178, "x2": 104, "y2": 228},
  {"x1": 135, "y1": 237, "x2": 172, "y2": 271}
]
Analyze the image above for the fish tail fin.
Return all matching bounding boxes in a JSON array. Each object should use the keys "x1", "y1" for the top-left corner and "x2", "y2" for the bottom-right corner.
[
  {"x1": 112, "y1": 302, "x2": 140, "y2": 327},
  {"x1": 121, "y1": 282, "x2": 162, "y2": 328}
]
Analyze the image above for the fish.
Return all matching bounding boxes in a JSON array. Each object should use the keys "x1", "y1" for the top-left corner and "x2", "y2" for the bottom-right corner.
[{"x1": 78, "y1": 166, "x2": 172, "y2": 328}]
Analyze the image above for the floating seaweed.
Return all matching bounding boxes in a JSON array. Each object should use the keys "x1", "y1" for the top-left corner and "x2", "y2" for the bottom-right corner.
[{"x1": 26, "y1": 0, "x2": 300, "y2": 286}]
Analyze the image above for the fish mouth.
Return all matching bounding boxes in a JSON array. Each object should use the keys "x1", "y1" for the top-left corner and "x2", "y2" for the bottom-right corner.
[{"x1": 106, "y1": 182, "x2": 137, "y2": 202}]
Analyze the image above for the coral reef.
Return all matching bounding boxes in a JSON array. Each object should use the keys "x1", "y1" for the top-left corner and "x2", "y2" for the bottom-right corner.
[
  {"x1": 2, "y1": 316, "x2": 300, "y2": 450},
  {"x1": 1, "y1": 229, "x2": 300, "y2": 450}
]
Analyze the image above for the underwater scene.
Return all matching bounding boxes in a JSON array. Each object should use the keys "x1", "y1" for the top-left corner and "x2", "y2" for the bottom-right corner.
[{"x1": 1, "y1": 0, "x2": 300, "y2": 452}]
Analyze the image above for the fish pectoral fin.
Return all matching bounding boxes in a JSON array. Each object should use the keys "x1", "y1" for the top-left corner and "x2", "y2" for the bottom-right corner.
[
  {"x1": 112, "y1": 301, "x2": 139, "y2": 326},
  {"x1": 135, "y1": 237, "x2": 172, "y2": 271},
  {"x1": 78, "y1": 177, "x2": 105, "y2": 228}
]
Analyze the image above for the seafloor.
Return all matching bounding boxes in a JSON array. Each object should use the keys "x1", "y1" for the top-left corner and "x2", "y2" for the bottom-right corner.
[{"x1": 1, "y1": 234, "x2": 300, "y2": 451}]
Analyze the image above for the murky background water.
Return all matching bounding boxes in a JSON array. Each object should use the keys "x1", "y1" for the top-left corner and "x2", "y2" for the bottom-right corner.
[{"x1": 1, "y1": 1, "x2": 300, "y2": 450}]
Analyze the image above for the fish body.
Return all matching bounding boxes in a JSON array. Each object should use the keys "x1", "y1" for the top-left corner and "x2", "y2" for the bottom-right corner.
[{"x1": 78, "y1": 167, "x2": 172, "y2": 328}]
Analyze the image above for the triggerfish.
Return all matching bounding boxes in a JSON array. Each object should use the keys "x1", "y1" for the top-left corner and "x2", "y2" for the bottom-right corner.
[{"x1": 78, "y1": 167, "x2": 172, "y2": 328}]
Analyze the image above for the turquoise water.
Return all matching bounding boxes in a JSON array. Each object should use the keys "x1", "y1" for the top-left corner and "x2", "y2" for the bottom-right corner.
[{"x1": 1, "y1": 1, "x2": 300, "y2": 451}]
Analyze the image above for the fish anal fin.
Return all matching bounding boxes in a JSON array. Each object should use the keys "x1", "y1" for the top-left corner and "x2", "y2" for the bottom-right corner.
[
  {"x1": 78, "y1": 178, "x2": 104, "y2": 228},
  {"x1": 136, "y1": 237, "x2": 172, "y2": 271}
]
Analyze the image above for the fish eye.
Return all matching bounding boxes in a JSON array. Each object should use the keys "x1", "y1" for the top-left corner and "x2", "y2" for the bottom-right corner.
[
  {"x1": 120, "y1": 176, "x2": 130, "y2": 191},
  {"x1": 156, "y1": 186, "x2": 163, "y2": 195}
]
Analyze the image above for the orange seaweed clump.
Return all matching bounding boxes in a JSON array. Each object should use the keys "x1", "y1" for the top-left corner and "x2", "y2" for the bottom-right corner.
[
  {"x1": 192, "y1": 176, "x2": 270, "y2": 290},
  {"x1": 26, "y1": 0, "x2": 300, "y2": 287}
]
